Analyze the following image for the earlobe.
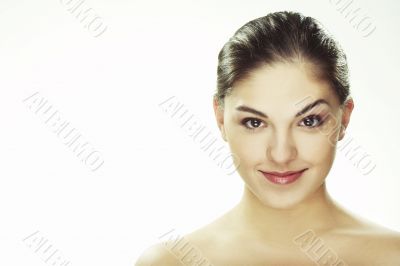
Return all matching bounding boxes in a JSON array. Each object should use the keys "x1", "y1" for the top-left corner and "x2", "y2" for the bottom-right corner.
[
  {"x1": 338, "y1": 98, "x2": 354, "y2": 141},
  {"x1": 213, "y1": 97, "x2": 227, "y2": 142},
  {"x1": 221, "y1": 127, "x2": 227, "y2": 142},
  {"x1": 338, "y1": 124, "x2": 346, "y2": 141}
]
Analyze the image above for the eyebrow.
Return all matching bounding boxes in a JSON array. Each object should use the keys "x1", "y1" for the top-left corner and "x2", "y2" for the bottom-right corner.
[{"x1": 235, "y1": 99, "x2": 330, "y2": 118}]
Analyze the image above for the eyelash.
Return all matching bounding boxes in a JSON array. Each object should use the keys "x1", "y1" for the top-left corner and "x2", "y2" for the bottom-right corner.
[{"x1": 241, "y1": 115, "x2": 326, "y2": 131}]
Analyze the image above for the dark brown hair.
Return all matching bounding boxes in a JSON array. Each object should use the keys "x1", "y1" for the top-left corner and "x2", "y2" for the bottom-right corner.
[{"x1": 215, "y1": 11, "x2": 350, "y2": 106}]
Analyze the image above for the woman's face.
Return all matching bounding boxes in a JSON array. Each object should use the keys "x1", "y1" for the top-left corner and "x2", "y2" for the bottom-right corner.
[{"x1": 214, "y1": 62, "x2": 354, "y2": 209}]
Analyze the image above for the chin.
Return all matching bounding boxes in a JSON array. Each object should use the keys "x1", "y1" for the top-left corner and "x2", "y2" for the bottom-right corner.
[
  {"x1": 246, "y1": 174, "x2": 326, "y2": 210},
  {"x1": 258, "y1": 192, "x2": 307, "y2": 210}
]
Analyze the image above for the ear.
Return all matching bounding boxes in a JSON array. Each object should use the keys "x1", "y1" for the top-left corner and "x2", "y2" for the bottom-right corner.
[
  {"x1": 338, "y1": 97, "x2": 354, "y2": 141},
  {"x1": 213, "y1": 96, "x2": 227, "y2": 142}
]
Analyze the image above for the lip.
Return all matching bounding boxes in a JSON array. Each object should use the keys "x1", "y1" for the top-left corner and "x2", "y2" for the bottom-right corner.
[{"x1": 260, "y1": 169, "x2": 307, "y2": 185}]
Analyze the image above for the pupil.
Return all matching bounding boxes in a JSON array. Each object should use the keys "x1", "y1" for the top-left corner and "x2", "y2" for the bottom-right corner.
[{"x1": 305, "y1": 116, "x2": 318, "y2": 127}]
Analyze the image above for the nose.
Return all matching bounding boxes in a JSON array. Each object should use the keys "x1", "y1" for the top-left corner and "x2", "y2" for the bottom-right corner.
[{"x1": 267, "y1": 128, "x2": 297, "y2": 165}]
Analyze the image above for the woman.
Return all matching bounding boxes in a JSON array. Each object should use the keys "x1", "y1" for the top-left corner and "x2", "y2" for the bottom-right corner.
[{"x1": 136, "y1": 11, "x2": 400, "y2": 265}]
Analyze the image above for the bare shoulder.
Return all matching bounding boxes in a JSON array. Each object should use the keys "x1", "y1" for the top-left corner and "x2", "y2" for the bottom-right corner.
[
  {"x1": 366, "y1": 226, "x2": 400, "y2": 258},
  {"x1": 330, "y1": 222, "x2": 400, "y2": 264},
  {"x1": 134, "y1": 216, "x2": 226, "y2": 266},
  {"x1": 135, "y1": 243, "x2": 182, "y2": 266}
]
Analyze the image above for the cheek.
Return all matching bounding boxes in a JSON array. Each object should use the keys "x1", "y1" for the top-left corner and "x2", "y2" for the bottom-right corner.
[
  {"x1": 296, "y1": 114, "x2": 342, "y2": 163},
  {"x1": 225, "y1": 124, "x2": 265, "y2": 167},
  {"x1": 296, "y1": 132, "x2": 337, "y2": 165},
  {"x1": 227, "y1": 135, "x2": 261, "y2": 165}
]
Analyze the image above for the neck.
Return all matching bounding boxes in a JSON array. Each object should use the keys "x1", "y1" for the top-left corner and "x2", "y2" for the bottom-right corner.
[{"x1": 231, "y1": 183, "x2": 344, "y2": 244}]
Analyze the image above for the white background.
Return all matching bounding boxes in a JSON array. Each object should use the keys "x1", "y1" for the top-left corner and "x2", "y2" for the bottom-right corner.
[{"x1": 0, "y1": 0, "x2": 399, "y2": 265}]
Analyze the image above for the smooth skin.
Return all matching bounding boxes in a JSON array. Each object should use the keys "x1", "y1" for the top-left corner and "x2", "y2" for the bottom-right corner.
[{"x1": 136, "y1": 62, "x2": 400, "y2": 265}]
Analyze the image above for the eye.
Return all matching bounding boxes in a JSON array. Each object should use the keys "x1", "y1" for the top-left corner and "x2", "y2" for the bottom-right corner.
[
  {"x1": 299, "y1": 115, "x2": 324, "y2": 128},
  {"x1": 241, "y1": 118, "x2": 264, "y2": 130}
]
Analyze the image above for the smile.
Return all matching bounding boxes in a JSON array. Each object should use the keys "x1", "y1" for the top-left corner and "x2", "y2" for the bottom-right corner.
[{"x1": 260, "y1": 169, "x2": 307, "y2": 185}]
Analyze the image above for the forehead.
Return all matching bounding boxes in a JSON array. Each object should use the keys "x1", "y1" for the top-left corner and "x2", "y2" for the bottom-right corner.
[{"x1": 226, "y1": 62, "x2": 339, "y2": 115}]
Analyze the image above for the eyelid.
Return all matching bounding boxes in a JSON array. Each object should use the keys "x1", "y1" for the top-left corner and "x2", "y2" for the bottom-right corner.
[
  {"x1": 242, "y1": 117, "x2": 264, "y2": 124},
  {"x1": 301, "y1": 106, "x2": 329, "y2": 117},
  {"x1": 300, "y1": 110, "x2": 326, "y2": 119}
]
